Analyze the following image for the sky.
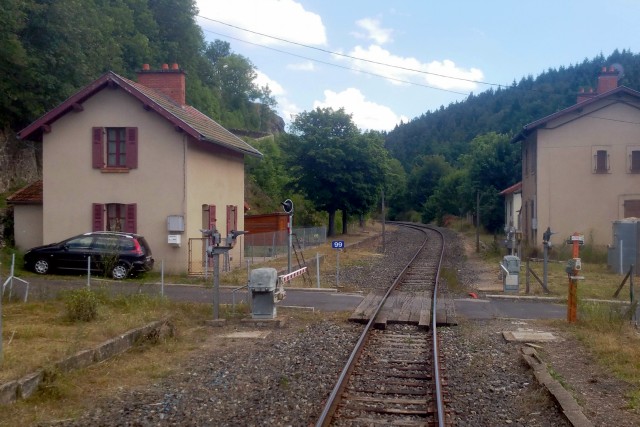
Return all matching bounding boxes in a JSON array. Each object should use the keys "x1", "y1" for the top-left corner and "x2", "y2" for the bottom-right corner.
[{"x1": 195, "y1": 0, "x2": 640, "y2": 132}]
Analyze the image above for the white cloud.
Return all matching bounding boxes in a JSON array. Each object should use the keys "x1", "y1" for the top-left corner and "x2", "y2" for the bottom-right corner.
[
  {"x1": 313, "y1": 88, "x2": 407, "y2": 131},
  {"x1": 353, "y1": 18, "x2": 393, "y2": 45},
  {"x1": 196, "y1": 0, "x2": 326, "y2": 46},
  {"x1": 287, "y1": 61, "x2": 315, "y2": 71},
  {"x1": 340, "y1": 45, "x2": 483, "y2": 92},
  {"x1": 254, "y1": 70, "x2": 285, "y2": 96}
]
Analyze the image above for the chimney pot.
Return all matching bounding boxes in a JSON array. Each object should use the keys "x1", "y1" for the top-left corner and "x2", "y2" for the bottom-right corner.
[
  {"x1": 162, "y1": 63, "x2": 169, "y2": 70},
  {"x1": 142, "y1": 63, "x2": 150, "y2": 71},
  {"x1": 172, "y1": 63, "x2": 179, "y2": 70},
  {"x1": 602, "y1": 66, "x2": 607, "y2": 72}
]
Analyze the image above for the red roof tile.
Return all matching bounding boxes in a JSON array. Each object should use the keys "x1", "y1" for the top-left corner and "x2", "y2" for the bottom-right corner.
[
  {"x1": 7, "y1": 180, "x2": 43, "y2": 204},
  {"x1": 18, "y1": 72, "x2": 262, "y2": 158}
]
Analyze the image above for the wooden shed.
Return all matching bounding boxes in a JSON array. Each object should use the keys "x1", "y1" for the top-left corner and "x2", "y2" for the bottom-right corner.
[{"x1": 244, "y1": 212, "x2": 289, "y2": 235}]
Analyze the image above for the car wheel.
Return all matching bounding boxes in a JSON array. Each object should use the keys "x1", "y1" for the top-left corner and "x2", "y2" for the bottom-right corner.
[
  {"x1": 33, "y1": 259, "x2": 50, "y2": 274},
  {"x1": 111, "y1": 263, "x2": 130, "y2": 280}
]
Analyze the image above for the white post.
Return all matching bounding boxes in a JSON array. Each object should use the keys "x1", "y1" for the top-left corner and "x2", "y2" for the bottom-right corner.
[{"x1": 161, "y1": 260, "x2": 164, "y2": 297}]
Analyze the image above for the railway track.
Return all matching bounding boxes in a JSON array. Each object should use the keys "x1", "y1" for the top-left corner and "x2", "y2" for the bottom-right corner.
[{"x1": 317, "y1": 224, "x2": 449, "y2": 426}]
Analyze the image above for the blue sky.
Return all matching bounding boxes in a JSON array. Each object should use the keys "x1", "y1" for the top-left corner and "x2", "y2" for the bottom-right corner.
[{"x1": 196, "y1": 0, "x2": 640, "y2": 132}]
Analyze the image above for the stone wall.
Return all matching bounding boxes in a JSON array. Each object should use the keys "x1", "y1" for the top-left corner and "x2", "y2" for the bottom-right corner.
[{"x1": 0, "y1": 128, "x2": 41, "y2": 193}]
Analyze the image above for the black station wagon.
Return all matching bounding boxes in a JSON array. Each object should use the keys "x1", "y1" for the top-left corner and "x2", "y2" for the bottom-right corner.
[{"x1": 24, "y1": 232, "x2": 154, "y2": 279}]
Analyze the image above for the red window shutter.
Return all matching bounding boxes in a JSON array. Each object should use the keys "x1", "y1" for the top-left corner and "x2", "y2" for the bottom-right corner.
[
  {"x1": 125, "y1": 127, "x2": 138, "y2": 169},
  {"x1": 125, "y1": 203, "x2": 137, "y2": 233},
  {"x1": 233, "y1": 205, "x2": 238, "y2": 232},
  {"x1": 92, "y1": 127, "x2": 103, "y2": 168},
  {"x1": 226, "y1": 205, "x2": 238, "y2": 234},
  {"x1": 92, "y1": 203, "x2": 104, "y2": 231},
  {"x1": 209, "y1": 205, "x2": 216, "y2": 230}
]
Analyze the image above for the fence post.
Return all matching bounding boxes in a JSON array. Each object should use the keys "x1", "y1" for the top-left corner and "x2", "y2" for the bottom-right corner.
[
  {"x1": 526, "y1": 258, "x2": 530, "y2": 294},
  {"x1": 316, "y1": 252, "x2": 320, "y2": 288}
]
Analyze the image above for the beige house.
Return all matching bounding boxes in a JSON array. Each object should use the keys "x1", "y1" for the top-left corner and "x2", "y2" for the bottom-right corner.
[
  {"x1": 512, "y1": 66, "x2": 640, "y2": 248},
  {"x1": 14, "y1": 64, "x2": 262, "y2": 274},
  {"x1": 499, "y1": 181, "x2": 522, "y2": 232}
]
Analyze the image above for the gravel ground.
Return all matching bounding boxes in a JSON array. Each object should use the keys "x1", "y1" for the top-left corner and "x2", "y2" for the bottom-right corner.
[{"x1": 42, "y1": 226, "x2": 631, "y2": 426}]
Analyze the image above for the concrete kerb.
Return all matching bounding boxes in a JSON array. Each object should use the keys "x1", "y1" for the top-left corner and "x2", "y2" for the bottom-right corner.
[
  {"x1": 0, "y1": 319, "x2": 174, "y2": 406},
  {"x1": 521, "y1": 346, "x2": 593, "y2": 427}
]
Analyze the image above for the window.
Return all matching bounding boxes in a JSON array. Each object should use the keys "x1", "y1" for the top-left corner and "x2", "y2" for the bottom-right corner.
[
  {"x1": 624, "y1": 200, "x2": 640, "y2": 218},
  {"x1": 107, "y1": 128, "x2": 126, "y2": 167},
  {"x1": 106, "y1": 203, "x2": 126, "y2": 231},
  {"x1": 92, "y1": 127, "x2": 138, "y2": 170},
  {"x1": 592, "y1": 148, "x2": 609, "y2": 173},
  {"x1": 92, "y1": 203, "x2": 137, "y2": 233},
  {"x1": 631, "y1": 150, "x2": 640, "y2": 173},
  {"x1": 67, "y1": 236, "x2": 94, "y2": 249}
]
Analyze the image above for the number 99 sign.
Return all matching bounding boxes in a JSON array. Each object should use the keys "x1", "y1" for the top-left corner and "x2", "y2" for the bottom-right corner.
[{"x1": 332, "y1": 240, "x2": 345, "y2": 249}]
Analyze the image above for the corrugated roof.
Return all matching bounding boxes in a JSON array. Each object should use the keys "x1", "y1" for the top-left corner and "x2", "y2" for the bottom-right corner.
[
  {"x1": 7, "y1": 180, "x2": 43, "y2": 204},
  {"x1": 18, "y1": 72, "x2": 262, "y2": 158}
]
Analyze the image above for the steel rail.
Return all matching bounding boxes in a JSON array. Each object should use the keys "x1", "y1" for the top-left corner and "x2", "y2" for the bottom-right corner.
[
  {"x1": 316, "y1": 223, "x2": 444, "y2": 426},
  {"x1": 431, "y1": 225, "x2": 446, "y2": 427}
]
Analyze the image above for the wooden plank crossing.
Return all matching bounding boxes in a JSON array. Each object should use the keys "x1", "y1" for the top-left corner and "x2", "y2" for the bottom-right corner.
[{"x1": 349, "y1": 292, "x2": 432, "y2": 329}]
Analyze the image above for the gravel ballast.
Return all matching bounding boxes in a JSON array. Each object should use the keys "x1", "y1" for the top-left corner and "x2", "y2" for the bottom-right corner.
[{"x1": 45, "y1": 226, "x2": 581, "y2": 426}]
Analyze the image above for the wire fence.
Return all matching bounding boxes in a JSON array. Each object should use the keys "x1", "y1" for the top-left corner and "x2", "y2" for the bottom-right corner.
[{"x1": 244, "y1": 226, "x2": 327, "y2": 261}]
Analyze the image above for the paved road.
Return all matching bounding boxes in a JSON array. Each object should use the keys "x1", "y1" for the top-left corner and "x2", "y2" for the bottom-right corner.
[{"x1": 10, "y1": 276, "x2": 576, "y2": 320}]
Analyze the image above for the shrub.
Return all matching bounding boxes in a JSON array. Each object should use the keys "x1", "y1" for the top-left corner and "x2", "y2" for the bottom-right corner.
[{"x1": 64, "y1": 288, "x2": 100, "y2": 322}]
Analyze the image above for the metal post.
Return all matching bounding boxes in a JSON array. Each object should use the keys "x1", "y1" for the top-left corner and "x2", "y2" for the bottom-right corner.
[
  {"x1": 287, "y1": 213, "x2": 293, "y2": 274},
  {"x1": 543, "y1": 243, "x2": 548, "y2": 291},
  {"x1": 87, "y1": 256, "x2": 91, "y2": 288},
  {"x1": 316, "y1": 252, "x2": 320, "y2": 288},
  {"x1": 620, "y1": 239, "x2": 623, "y2": 275},
  {"x1": 381, "y1": 189, "x2": 386, "y2": 253},
  {"x1": 204, "y1": 250, "x2": 209, "y2": 280},
  {"x1": 213, "y1": 253, "x2": 220, "y2": 320},
  {"x1": 0, "y1": 274, "x2": 2, "y2": 364},
  {"x1": 161, "y1": 260, "x2": 164, "y2": 297},
  {"x1": 526, "y1": 258, "x2": 531, "y2": 294},
  {"x1": 568, "y1": 233, "x2": 581, "y2": 323},
  {"x1": 476, "y1": 190, "x2": 480, "y2": 253},
  {"x1": 336, "y1": 250, "x2": 340, "y2": 288}
]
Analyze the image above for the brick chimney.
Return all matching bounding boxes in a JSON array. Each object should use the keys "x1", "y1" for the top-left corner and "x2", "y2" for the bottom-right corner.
[
  {"x1": 577, "y1": 87, "x2": 596, "y2": 104},
  {"x1": 577, "y1": 65, "x2": 620, "y2": 103},
  {"x1": 136, "y1": 63, "x2": 186, "y2": 105},
  {"x1": 597, "y1": 65, "x2": 619, "y2": 94}
]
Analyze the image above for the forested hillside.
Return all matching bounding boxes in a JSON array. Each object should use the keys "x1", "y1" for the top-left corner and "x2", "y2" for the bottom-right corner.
[
  {"x1": 0, "y1": 0, "x2": 280, "y2": 132},
  {"x1": 384, "y1": 50, "x2": 640, "y2": 230},
  {"x1": 386, "y1": 50, "x2": 640, "y2": 168},
  {"x1": 2, "y1": 0, "x2": 639, "y2": 236}
]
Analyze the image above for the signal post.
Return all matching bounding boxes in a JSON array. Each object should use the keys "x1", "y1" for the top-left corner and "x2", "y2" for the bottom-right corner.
[{"x1": 565, "y1": 233, "x2": 584, "y2": 323}]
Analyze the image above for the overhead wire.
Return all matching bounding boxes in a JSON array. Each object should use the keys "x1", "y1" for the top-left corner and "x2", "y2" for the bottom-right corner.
[
  {"x1": 197, "y1": 15, "x2": 507, "y2": 93},
  {"x1": 200, "y1": 27, "x2": 470, "y2": 96}
]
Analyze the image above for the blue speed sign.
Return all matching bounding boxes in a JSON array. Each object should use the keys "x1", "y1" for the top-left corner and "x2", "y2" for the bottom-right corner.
[{"x1": 332, "y1": 240, "x2": 345, "y2": 249}]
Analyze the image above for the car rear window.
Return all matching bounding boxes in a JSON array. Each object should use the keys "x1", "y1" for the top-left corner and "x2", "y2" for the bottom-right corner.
[{"x1": 137, "y1": 237, "x2": 152, "y2": 255}]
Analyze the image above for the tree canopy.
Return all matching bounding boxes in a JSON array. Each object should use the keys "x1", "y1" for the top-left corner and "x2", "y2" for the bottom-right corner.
[
  {"x1": 284, "y1": 107, "x2": 389, "y2": 235},
  {"x1": 0, "y1": 0, "x2": 277, "y2": 132}
]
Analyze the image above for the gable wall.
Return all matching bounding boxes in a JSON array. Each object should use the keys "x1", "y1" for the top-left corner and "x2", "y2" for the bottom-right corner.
[
  {"x1": 531, "y1": 100, "x2": 640, "y2": 247},
  {"x1": 42, "y1": 88, "x2": 188, "y2": 272}
]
